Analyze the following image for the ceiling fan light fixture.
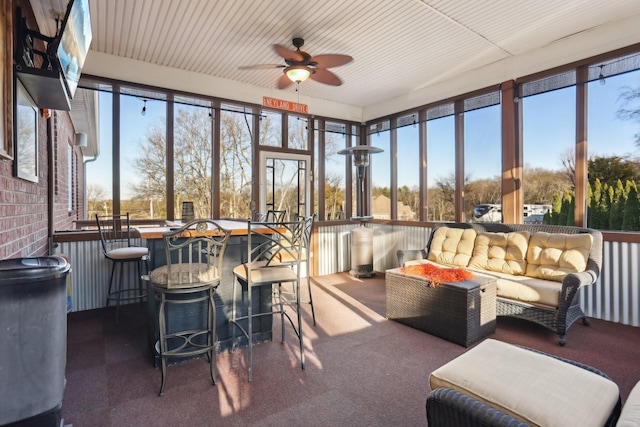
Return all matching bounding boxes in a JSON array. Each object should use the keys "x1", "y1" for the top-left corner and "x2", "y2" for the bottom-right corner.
[{"x1": 285, "y1": 66, "x2": 311, "y2": 83}]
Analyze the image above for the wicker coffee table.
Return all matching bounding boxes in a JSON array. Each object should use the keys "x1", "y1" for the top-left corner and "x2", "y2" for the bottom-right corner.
[{"x1": 385, "y1": 267, "x2": 497, "y2": 347}]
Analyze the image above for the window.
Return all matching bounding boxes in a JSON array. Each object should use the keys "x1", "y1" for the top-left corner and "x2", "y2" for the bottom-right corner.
[
  {"x1": 370, "y1": 121, "x2": 390, "y2": 219},
  {"x1": 260, "y1": 110, "x2": 282, "y2": 147},
  {"x1": 350, "y1": 125, "x2": 360, "y2": 218},
  {"x1": 120, "y1": 93, "x2": 168, "y2": 219},
  {"x1": 174, "y1": 102, "x2": 213, "y2": 219},
  {"x1": 85, "y1": 91, "x2": 113, "y2": 220},
  {"x1": 464, "y1": 103, "x2": 501, "y2": 222},
  {"x1": 14, "y1": 79, "x2": 38, "y2": 182},
  {"x1": 588, "y1": 67, "x2": 640, "y2": 231},
  {"x1": 324, "y1": 121, "x2": 347, "y2": 220},
  {"x1": 79, "y1": 76, "x2": 362, "y2": 222},
  {"x1": 426, "y1": 106, "x2": 455, "y2": 221},
  {"x1": 288, "y1": 114, "x2": 308, "y2": 149},
  {"x1": 522, "y1": 86, "x2": 575, "y2": 224},
  {"x1": 220, "y1": 104, "x2": 253, "y2": 219},
  {"x1": 397, "y1": 113, "x2": 420, "y2": 221}
]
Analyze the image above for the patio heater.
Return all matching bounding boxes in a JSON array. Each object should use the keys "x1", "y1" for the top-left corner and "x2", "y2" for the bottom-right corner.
[{"x1": 338, "y1": 145, "x2": 383, "y2": 278}]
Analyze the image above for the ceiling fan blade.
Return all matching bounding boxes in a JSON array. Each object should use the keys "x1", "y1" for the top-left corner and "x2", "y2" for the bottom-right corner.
[
  {"x1": 277, "y1": 74, "x2": 294, "y2": 89},
  {"x1": 239, "y1": 64, "x2": 285, "y2": 70},
  {"x1": 310, "y1": 54, "x2": 353, "y2": 69},
  {"x1": 273, "y1": 44, "x2": 304, "y2": 62},
  {"x1": 310, "y1": 68, "x2": 342, "y2": 86}
]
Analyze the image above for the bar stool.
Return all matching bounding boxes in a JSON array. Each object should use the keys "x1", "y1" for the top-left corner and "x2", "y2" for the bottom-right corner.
[
  {"x1": 146, "y1": 219, "x2": 230, "y2": 396},
  {"x1": 274, "y1": 214, "x2": 316, "y2": 325},
  {"x1": 95, "y1": 213, "x2": 148, "y2": 323},
  {"x1": 229, "y1": 220, "x2": 305, "y2": 382}
]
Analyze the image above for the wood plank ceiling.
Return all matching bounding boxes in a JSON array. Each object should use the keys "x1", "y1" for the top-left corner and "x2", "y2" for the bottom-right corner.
[{"x1": 29, "y1": 0, "x2": 640, "y2": 109}]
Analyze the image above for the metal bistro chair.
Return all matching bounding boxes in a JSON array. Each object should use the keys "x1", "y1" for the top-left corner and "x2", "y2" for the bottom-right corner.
[
  {"x1": 230, "y1": 220, "x2": 305, "y2": 382},
  {"x1": 257, "y1": 209, "x2": 288, "y2": 222},
  {"x1": 95, "y1": 213, "x2": 149, "y2": 323},
  {"x1": 273, "y1": 214, "x2": 316, "y2": 326},
  {"x1": 146, "y1": 219, "x2": 230, "y2": 396}
]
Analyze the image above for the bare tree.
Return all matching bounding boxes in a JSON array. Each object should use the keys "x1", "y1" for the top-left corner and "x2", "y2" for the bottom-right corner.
[
  {"x1": 288, "y1": 116, "x2": 308, "y2": 149},
  {"x1": 86, "y1": 184, "x2": 110, "y2": 219},
  {"x1": 129, "y1": 106, "x2": 256, "y2": 220},
  {"x1": 617, "y1": 85, "x2": 640, "y2": 147},
  {"x1": 560, "y1": 148, "x2": 576, "y2": 190},
  {"x1": 325, "y1": 172, "x2": 345, "y2": 219},
  {"x1": 523, "y1": 165, "x2": 571, "y2": 205},
  {"x1": 220, "y1": 109, "x2": 252, "y2": 218},
  {"x1": 130, "y1": 119, "x2": 167, "y2": 218},
  {"x1": 173, "y1": 108, "x2": 213, "y2": 218}
]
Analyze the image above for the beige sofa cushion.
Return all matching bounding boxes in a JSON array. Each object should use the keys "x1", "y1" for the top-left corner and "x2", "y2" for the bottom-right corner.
[
  {"x1": 429, "y1": 339, "x2": 620, "y2": 427},
  {"x1": 467, "y1": 267, "x2": 561, "y2": 307},
  {"x1": 525, "y1": 232, "x2": 593, "y2": 282},
  {"x1": 468, "y1": 231, "x2": 530, "y2": 275},
  {"x1": 427, "y1": 227, "x2": 477, "y2": 267}
]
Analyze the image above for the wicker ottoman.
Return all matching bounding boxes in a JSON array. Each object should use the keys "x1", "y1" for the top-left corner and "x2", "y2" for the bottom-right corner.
[
  {"x1": 428, "y1": 339, "x2": 621, "y2": 427},
  {"x1": 385, "y1": 268, "x2": 497, "y2": 347}
]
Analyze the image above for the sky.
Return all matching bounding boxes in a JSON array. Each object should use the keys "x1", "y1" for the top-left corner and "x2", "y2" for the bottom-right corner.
[
  {"x1": 366, "y1": 70, "x2": 640, "y2": 190},
  {"x1": 87, "y1": 70, "x2": 640, "y2": 201}
]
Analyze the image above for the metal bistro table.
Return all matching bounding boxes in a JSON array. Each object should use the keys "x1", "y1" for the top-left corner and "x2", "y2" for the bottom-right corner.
[{"x1": 138, "y1": 219, "x2": 275, "y2": 366}]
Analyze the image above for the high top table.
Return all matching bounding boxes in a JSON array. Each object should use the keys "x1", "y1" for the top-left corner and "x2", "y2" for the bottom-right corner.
[{"x1": 137, "y1": 220, "x2": 276, "y2": 366}]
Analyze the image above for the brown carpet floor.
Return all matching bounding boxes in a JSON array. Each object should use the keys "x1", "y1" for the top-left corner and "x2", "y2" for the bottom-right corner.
[{"x1": 62, "y1": 273, "x2": 640, "y2": 426}]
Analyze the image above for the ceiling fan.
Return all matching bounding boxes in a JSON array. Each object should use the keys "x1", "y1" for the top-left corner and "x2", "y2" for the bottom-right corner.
[{"x1": 240, "y1": 38, "x2": 353, "y2": 89}]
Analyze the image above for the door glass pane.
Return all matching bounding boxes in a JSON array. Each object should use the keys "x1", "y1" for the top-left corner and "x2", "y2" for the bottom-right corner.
[{"x1": 265, "y1": 157, "x2": 307, "y2": 218}]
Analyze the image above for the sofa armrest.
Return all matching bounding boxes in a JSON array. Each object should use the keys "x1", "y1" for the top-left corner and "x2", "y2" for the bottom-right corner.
[
  {"x1": 560, "y1": 270, "x2": 598, "y2": 306},
  {"x1": 564, "y1": 269, "x2": 598, "y2": 288},
  {"x1": 426, "y1": 387, "x2": 528, "y2": 427},
  {"x1": 396, "y1": 249, "x2": 427, "y2": 267}
]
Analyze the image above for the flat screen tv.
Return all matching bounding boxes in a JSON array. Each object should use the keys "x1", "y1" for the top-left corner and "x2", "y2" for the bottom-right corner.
[{"x1": 53, "y1": 0, "x2": 92, "y2": 99}]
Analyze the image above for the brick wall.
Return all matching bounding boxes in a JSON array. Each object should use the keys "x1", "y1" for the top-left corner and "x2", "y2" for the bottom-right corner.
[{"x1": 0, "y1": 1, "x2": 84, "y2": 260}]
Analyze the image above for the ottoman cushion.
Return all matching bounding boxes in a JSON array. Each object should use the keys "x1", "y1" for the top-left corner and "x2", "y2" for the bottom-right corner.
[
  {"x1": 618, "y1": 380, "x2": 640, "y2": 427},
  {"x1": 429, "y1": 339, "x2": 620, "y2": 427}
]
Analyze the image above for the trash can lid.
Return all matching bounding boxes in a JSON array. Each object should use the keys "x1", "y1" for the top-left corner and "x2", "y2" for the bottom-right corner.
[{"x1": 0, "y1": 256, "x2": 70, "y2": 284}]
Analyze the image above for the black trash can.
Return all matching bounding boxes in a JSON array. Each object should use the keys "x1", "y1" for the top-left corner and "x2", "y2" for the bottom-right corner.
[{"x1": 0, "y1": 256, "x2": 70, "y2": 427}]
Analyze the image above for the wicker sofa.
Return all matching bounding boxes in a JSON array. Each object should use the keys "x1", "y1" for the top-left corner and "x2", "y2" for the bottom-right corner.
[{"x1": 396, "y1": 222, "x2": 603, "y2": 346}]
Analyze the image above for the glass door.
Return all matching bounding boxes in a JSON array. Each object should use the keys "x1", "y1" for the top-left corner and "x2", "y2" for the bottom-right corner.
[{"x1": 259, "y1": 151, "x2": 311, "y2": 220}]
